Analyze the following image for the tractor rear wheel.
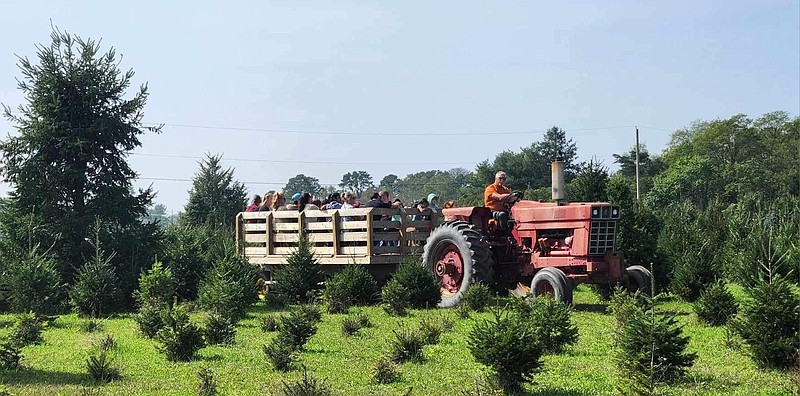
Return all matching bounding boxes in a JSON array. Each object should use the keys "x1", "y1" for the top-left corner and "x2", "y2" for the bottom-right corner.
[
  {"x1": 422, "y1": 220, "x2": 494, "y2": 308},
  {"x1": 531, "y1": 267, "x2": 573, "y2": 305},
  {"x1": 625, "y1": 265, "x2": 653, "y2": 296}
]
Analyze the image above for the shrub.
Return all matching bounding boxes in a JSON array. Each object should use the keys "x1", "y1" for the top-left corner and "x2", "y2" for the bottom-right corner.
[
  {"x1": 461, "y1": 283, "x2": 492, "y2": 312},
  {"x1": 3, "y1": 245, "x2": 63, "y2": 314},
  {"x1": 198, "y1": 367, "x2": 218, "y2": 396},
  {"x1": 203, "y1": 313, "x2": 236, "y2": 345},
  {"x1": 615, "y1": 304, "x2": 697, "y2": 383},
  {"x1": 371, "y1": 356, "x2": 399, "y2": 384},
  {"x1": 732, "y1": 275, "x2": 800, "y2": 369},
  {"x1": 272, "y1": 233, "x2": 324, "y2": 304},
  {"x1": 419, "y1": 315, "x2": 453, "y2": 346},
  {"x1": 468, "y1": 310, "x2": 543, "y2": 392},
  {"x1": 263, "y1": 338, "x2": 296, "y2": 372},
  {"x1": 456, "y1": 303, "x2": 471, "y2": 319},
  {"x1": 80, "y1": 319, "x2": 103, "y2": 333},
  {"x1": 198, "y1": 254, "x2": 257, "y2": 320},
  {"x1": 355, "y1": 311, "x2": 371, "y2": 329},
  {"x1": 278, "y1": 366, "x2": 331, "y2": 396},
  {"x1": 381, "y1": 280, "x2": 410, "y2": 316},
  {"x1": 156, "y1": 305, "x2": 205, "y2": 362},
  {"x1": 381, "y1": 259, "x2": 440, "y2": 312},
  {"x1": 263, "y1": 292, "x2": 290, "y2": 310},
  {"x1": 608, "y1": 286, "x2": 646, "y2": 328},
  {"x1": 69, "y1": 244, "x2": 120, "y2": 317},
  {"x1": 278, "y1": 310, "x2": 318, "y2": 351},
  {"x1": 324, "y1": 266, "x2": 378, "y2": 313},
  {"x1": 261, "y1": 315, "x2": 282, "y2": 333},
  {"x1": 526, "y1": 297, "x2": 579, "y2": 354},
  {"x1": 10, "y1": 313, "x2": 43, "y2": 347},
  {"x1": 86, "y1": 335, "x2": 120, "y2": 383},
  {"x1": 135, "y1": 302, "x2": 166, "y2": 338},
  {"x1": 389, "y1": 324, "x2": 425, "y2": 363},
  {"x1": 0, "y1": 340, "x2": 22, "y2": 370},
  {"x1": 299, "y1": 304, "x2": 322, "y2": 322},
  {"x1": 135, "y1": 261, "x2": 176, "y2": 307},
  {"x1": 693, "y1": 281, "x2": 738, "y2": 326}
]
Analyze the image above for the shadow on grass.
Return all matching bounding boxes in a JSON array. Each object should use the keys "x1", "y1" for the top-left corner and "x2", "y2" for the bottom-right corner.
[
  {"x1": 571, "y1": 303, "x2": 608, "y2": 313},
  {"x1": 526, "y1": 389, "x2": 588, "y2": 396},
  {"x1": 197, "y1": 353, "x2": 224, "y2": 362},
  {"x1": 0, "y1": 368, "x2": 90, "y2": 386}
]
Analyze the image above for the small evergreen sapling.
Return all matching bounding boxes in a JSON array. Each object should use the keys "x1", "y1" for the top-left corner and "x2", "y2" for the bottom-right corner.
[
  {"x1": 693, "y1": 281, "x2": 738, "y2": 326},
  {"x1": 371, "y1": 356, "x2": 400, "y2": 384},
  {"x1": 468, "y1": 310, "x2": 543, "y2": 392},
  {"x1": 732, "y1": 275, "x2": 800, "y2": 369},
  {"x1": 156, "y1": 305, "x2": 205, "y2": 362},
  {"x1": 525, "y1": 297, "x2": 579, "y2": 354},
  {"x1": 203, "y1": 313, "x2": 236, "y2": 345},
  {"x1": 277, "y1": 309, "x2": 318, "y2": 351},
  {"x1": 135, "y1": 261, "x2": 176, "y2": 307},
  {"x1": 278, "y1": 366, "x2": 332, "y2": 396},
  {"x1": 381, "y1": 258, "x2": 440, "y2": 315},
  {"x1": 461, "y1": 283, "x2": 492, "y2": 312},
  {"x1": 10, "y1": 313, "x2": 43, "y2": 347},
  {"x1": 272, "y1": 233, "x2": 324, "y2": 304},
  {"x1": 69, "y1": 226, "x2": 120, "y2": 318},
  {"x1": 389, "y1": 323, "x2": 426, "y2": 363},
  {"x1": 324, "y1": 265, "x2": 378, "y2": 313},
  {"x1": 198, "y1": 367, "x2": 218, "y2": 396}
]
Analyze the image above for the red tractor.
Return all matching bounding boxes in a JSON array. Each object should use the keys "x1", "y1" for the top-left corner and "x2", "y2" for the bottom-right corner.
[{"x1": 421, "y1": 160, "x2": 652, "y2": 307}]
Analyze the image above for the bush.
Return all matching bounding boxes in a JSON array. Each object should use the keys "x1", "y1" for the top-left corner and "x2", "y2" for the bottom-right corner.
[
  {"x1": 80, "y1": 319, "x2": 103, "y2": 333},
  {"x1": 272, "y1": 233, "x2": 324, "y2": 304},
  {"x1": 526, "y1": 297, "x2": 579, "y2": 354},
  {"x1": 198, "y1": 254, "x2": 257, "y2": 320},
  {"x1": 341, "y1": 312, "x2": 370, "y2": 336},
  {"x1": 2, "y1": 246, "x2": 63, "y2": 314},
  {"x1": 693, "y1": 281, "x2": 738, "y2": 326},
  {"x1": 468, "y1": 310, "x2": 543, "y2": 392},
  {"x1": 608, "y1": 286, "x2": 646, "y2": 328},
  {"x1": 10, "y1": 313, "x2": 43, "y2": 347},
  {"x1": 324, "y1": 266, "x2": 378, "y2": 313},
  {"x1": 203, "y1": 313, "x2": 236, "y2": 345},
  {"x1": 69, "y1": 245, "x2": 120, "y2": 317},
  {"x1": 86, "y1": 335, "x2": 120, "y2": 383},
  {"x1": 0, "y1": 340, "x2": 22, "y2": 370},
  {"x1": 419, "y1": 315, "x2": 453, "y2": 345},
  {"x1": 371, "y1": 356, "x2": 399, "y2": 384},
  {"x1": 261, "y1": 315, "x2": 282, "y2": 333},
  {"x1": 615, "y1": 303, "x2": 697, "y2": 383},
  {"x1": 456, "y1": 303, "x2": 471, "y2": 319},
  {"x1": 263, "y1": 338, "x2": 296, "y2": 372},
  {"x1": 198, "y1": 367, "x2": 218, "y2": 396},
  {"x1": 732, "y1": 275, "x2": 800, "y2": 369},
  {"x1": 381, "y1": 259, "x2": 440, "y2": 315},
  {"x1": 298, "y1": 304, "x2": 322, "y2": 322},
  {"x1": 277, "y1": 310, "x2": 318, "y2": 351},
  {"x1": 156, "y1": 305, "x2": 205, "y2": 362},
  {"x1": 162, "y1": 224, "x2": 212, "y2": 301},
  {"x1": 389, "y1": 324, "x2": 425, "y2": 363},
  {"x1": 135, "y1": 302, "x2": 166, "y2": 339},
  {"x1": 135, "y1": 261, "x2": 176, "y2": 307},
  {"x1": 278, "y1": 366, "x2": 331, "y2": 396},
  {"x1": 461, "y1": 283, "x2": 492, "y2": 312}
]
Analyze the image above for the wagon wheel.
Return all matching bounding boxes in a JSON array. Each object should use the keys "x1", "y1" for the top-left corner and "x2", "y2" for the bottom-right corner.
[{"x1": 422, "y1": 220, "x2": 494, "y2": 308}]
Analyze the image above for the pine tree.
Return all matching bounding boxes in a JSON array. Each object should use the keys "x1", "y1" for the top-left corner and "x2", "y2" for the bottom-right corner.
[
  {"x1": 272, "y1": 233, "x2": 323, "y2": 303},
  {"x1": 0, "y1": 28, "x2": 161, "y2": 302},
  {"x1": 69, "y1": 221, "x2": 120, "y2": 317},
  {"x1": 732, "y1": 275, "x2": 800, "y2": 369},
  {"x1": 183, "y1": 154, "x2": 247, "y2": 229},
  {"x1": 535, "y1": 126, "x2": 580, "y2": 181},
  {"x1": 693, "y1": 281, "x2": 738, "y2": 326}
]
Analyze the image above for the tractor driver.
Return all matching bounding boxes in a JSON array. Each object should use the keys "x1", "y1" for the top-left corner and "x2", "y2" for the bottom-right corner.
[{"x1": 484, "y1": 171, "x2": 518, "y2": 230}]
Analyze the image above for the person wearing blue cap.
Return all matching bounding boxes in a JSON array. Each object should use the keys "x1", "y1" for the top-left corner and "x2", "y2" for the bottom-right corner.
[{"x1": 286, "y1": 192, "x2": 302, "y2": 210}]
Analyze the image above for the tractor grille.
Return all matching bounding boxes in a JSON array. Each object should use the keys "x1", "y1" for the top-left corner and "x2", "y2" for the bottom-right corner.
[{"x1": 589, "y1": 220, "x2": 617, "y2": 255}]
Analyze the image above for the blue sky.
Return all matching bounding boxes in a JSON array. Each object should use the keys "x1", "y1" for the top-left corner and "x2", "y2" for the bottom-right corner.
[{"x1": 1, "y1": 1, "x2": 798, "y2": 212}]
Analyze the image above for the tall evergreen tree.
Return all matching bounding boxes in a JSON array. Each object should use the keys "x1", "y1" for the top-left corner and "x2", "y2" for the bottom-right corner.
[
  {"x1": 0, "y1": 28, "x2": 161, "y2": 298},
  {"x1": 535, "y1": 126, "x2": 580, "y2": 181},
  {"x1": 569, "y1": 160, "x2": 609, "y2": 202},
  {"x1": 183, "y1": 154, "x2": 247, "y2": 229}
]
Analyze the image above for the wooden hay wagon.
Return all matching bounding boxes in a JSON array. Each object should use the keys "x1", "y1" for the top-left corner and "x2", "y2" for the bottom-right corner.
[{"x1": 235, "y1": 207, "x2": 436, "y2": 281}]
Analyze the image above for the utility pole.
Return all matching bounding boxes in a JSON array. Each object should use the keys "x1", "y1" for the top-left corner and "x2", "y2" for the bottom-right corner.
[{"x1": 635, "y1": 126, "x2": 641, "y2": 202}]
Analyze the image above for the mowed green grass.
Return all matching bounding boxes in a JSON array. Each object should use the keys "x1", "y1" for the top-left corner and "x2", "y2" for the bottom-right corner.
[{"x1": 0, "y1": 286, "x2": 796, "y2": 396}]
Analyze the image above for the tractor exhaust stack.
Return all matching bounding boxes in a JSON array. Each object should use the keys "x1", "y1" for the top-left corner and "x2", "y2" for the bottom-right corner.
[{"x1": 551, "y1": 158, "x2": 565, "y2": 203}]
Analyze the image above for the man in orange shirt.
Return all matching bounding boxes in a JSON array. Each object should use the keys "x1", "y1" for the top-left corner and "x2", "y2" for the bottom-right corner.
[{"x1": 484, "y1": 171, "x2": 517, "y2": 229}]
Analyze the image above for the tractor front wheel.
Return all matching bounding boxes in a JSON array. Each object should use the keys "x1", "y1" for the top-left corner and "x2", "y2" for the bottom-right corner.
[
  {"x1": 422, "y1": 221, "x2": 494, "y2": 308},
  {"x1": 531, "y1": 267, "x2": 573, "y2": 305},
  {"x1": 625, "y1": 265, "x2": 653, "y2": 296}
]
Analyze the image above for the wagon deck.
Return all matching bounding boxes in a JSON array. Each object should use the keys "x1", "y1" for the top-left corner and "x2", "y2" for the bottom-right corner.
[{"x1": 236, "y1": 207, "x2": 436, "y2": 266}]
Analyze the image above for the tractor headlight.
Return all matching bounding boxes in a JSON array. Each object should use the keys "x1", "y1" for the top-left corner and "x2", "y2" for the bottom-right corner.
[
  {"x1": 611, "y1": 206, "x2": 620, "y2": 218},
  {"x1": 591, "y1": 207, "x2": 600, "y2": 218}
]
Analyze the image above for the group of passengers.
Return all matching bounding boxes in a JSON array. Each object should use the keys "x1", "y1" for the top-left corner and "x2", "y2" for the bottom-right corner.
[{"x1": 245, "y1": 190, "x2": 450, "y2": 218}]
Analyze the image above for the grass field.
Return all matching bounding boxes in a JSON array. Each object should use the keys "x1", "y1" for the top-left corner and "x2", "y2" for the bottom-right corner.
[{"x1": 0, "y1": 286, "x2": 796, "y2": 396}]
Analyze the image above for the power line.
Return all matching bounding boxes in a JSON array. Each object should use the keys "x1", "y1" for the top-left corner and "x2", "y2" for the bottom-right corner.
[
  {"x1": 130, "y1": 152, "x2": 475, "y2": 166},
  {"x1": 136, "y1": 176, "x2": 466, "y2": 187},
  {"x1": 141, "y1": 122, "x2": 668, "y2": 137}
]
